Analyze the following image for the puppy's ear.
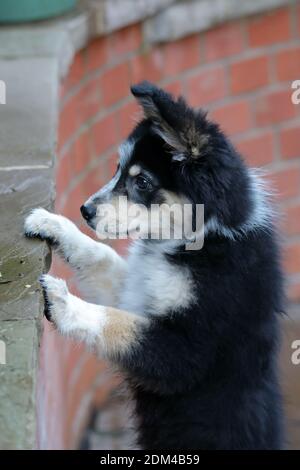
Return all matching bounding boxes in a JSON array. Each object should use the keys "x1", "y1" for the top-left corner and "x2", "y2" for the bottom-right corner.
[{"x1": 131, "y1": 81, "x2": 209, "y2": 161}]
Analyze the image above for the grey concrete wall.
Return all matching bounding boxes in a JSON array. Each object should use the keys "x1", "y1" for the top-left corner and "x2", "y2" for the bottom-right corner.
[{"x1": 0, "y1": 43, "x2": 58, "y2": 451}]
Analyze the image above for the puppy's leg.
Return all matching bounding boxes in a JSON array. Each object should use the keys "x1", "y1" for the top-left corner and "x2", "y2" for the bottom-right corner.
[
  {"x1": 25, "y1": 208, "x2": 126, "y2": 306},
  {"x1": 40, "y1": 275, "x2": 214, "y2": 396},
  {"x1": 40, "y1": 274, "x2": 147, "y2": 356}
]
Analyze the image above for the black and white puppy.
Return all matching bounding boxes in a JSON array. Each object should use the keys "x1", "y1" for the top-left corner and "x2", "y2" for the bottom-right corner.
[{"x1": 25, "y1": 82, "x2": 284, "y2": 449}]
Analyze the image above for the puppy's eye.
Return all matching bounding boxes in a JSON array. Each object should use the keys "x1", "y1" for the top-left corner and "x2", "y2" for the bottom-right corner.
[{"x1": 135, "y1": 175, "x2": 152, "y2": 191}]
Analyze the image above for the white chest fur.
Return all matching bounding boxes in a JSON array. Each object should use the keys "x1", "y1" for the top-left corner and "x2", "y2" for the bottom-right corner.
[{"x1": 119, "y1": 242, "x2": 195, "y2": 317}]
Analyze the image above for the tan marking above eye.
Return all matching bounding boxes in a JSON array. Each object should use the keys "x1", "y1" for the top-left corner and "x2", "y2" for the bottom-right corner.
[{"x1": 129, "y1": 165, "x2": 141, "y2": 177}]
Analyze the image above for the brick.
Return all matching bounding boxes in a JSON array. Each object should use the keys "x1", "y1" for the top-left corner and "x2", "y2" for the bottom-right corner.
[
  {"x1": 65, "y1": 346, "x2": 101, "y2": 387},
  {"x1": 187, "y1": 66, "x2": 226, "y2": 106},
  {"x1": 65, "y1": 354, "x2": 103, "y2": 447},
  {"x1": 204, "y1": 22, "x2": 244, "y2": 62},
  {"x1": 164, "y1": 80, "x2": 183, "y2": 97},
  {"x1": 56, "y1": 149, "x2": 73, "y2": 197},
  {"x1": 38, "y1": 326, "x2": 67, "y2": 449},
  {"x1": 108, "y1": 152, "x2": 119, "y2": 178},
  {"x1": 60, "y1": 82, "x2": 67, "y2": 100},
  {"x1": 297, "y1": 3, "x2": 300, "y2": 37},
  {"x1": 86, "y1": 37, "x2": 109, "y2": 73},
  {"x1": 230, "y1": 56, "x2": 269, "y2": 95},
  {"x1": 67, "y1": 353, "x2": 103, "y2": 414},
  {"x1": 73, "y1": 131, "x2": 90, "y2": 177},
  {"x1": 93, "y1": 374, "x2": 121, "y2": 408},
  {"x1": 109, "y1": 23, "x2": 142, "y2": 57},
  {"x1": 210, "y1": 100, "x2": 252, "y2": 136},
  {"x1": 100, "y1": 62, "x2": 131, "y2": 107},
  {"x1": 113, "y1": 239, "x2": 129, "y2": 256},
  {"x1": 91, "y1": 113, "x2": 118, "y2": 156},
  {"x1": 117, "y1": 100, "x2": 141, "y2": 140},
  {"x1": 51, "y1": 257, "x2": 73, "y2": 283},
  {"x1": 283, "y1": 243, "x2": 300, "y2": 275},
  {"x1": 280, "y1": 125, "x2": 300, "y2": 160},
  {"x1": 266, "y1": 167, "x2": 300, "y2": 201},
  {"x1": 288, "y1": 280, "x2": 300, "y2": 303},
  {"x1": 80, "y1": 160, "x2": 108, "y2": 201},
  {"x1": 284, "y1": 204, "x2": 300, "y2": 236},
  {"x1": 58, "y1": 95, "x2": 78, "y2": 149},
  {"x1": 247, "y1": 8, "x2": 291, "y2": 47},
  {"x1": 234, "y1": 131, "x2": 274, "y2": 167},
  {"x1": 77, "y1": 78, "x2": 101, "y2": 125},
  {"x1": 254, "y1": 89, "x2": 296, "y2": 126},
  {"x1": 62, "y1": 184, "x2": 85, "y2": 222},
  {"x1": 163, "y1": 35, "x2": 200, "y2": 75},
  {"x1": 130, "y1": 48, "x2": 164, "y2": 84},
  {"x1": 275, "y1": 47, "x2": 300, "y2": 83},
  {"x1": 64, "y1": 52, "x2": 85, "y2": 91}
]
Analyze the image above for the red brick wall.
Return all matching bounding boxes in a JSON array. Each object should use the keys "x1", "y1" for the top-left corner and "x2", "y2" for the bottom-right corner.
[{"x1": 37, "y1": 5, "x2": 300, "y2": 449}]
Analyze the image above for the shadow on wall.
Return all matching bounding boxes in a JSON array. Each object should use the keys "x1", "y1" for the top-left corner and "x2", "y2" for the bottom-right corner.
[{"x1": 80, "y1": 390, "x2": 137, "y2": 450}]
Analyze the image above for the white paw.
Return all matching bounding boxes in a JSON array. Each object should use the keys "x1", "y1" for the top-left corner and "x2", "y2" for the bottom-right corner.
[
  {"x1": 25, "y1": 208, "x2": 59, "y2": 242},
  {"x1": 40, "y1": 274, "x2": 106, "y2": 344},
  {"x1": 40, "y1": 274, "x2": 69, "y2": 324},
  {"x1": 24, "y1": 208, "x2": 75, "y2": 244}
]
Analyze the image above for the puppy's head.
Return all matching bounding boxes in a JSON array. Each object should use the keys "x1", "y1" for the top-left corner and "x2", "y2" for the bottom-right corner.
[{"x1": 81, "y1": 81, "x2": 252, "y2": 243}]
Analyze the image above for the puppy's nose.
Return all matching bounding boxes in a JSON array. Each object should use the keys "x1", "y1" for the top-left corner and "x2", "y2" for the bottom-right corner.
[{"x1": 80, "y1": 203, "x2": 96, "y2": 221}]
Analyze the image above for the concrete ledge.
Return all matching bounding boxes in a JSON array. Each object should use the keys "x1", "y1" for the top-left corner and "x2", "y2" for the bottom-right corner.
[
  {"x1": 0, "y1": 3, "x2": 90, "y2": 77},
  {"x1": 0, "y1": 0, "x2": 292, "y2": 80},
  {"x1": 89, "y1": 0, "x2": 176, "y2": 35},
  {"x1": 0, "y1": 320, "x2": 39, "y2": 449},
  {"x1": 0, "y1": 33, "x2": 57, "y2": 451},
  {"x1": 0, "y1": 169, "x2": 54, "y2": 321},
  {"x1": 0, "y1": 30, "x2": 74, "y2": 78},
  {"x1": 0, "y1": 58, "x2": 59, "y2": 165},
  {"x1": 143, "y1": 0, "x2": 292, "y2": 44}
]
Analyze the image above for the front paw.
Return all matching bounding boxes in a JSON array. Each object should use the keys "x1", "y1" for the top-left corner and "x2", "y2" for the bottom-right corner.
[
  {"x1": 40, "y1": 274, "x2": 69, "y2": 323},
  {"x1": 24, "y1": 208, "x2": 59, "y2": 245}
]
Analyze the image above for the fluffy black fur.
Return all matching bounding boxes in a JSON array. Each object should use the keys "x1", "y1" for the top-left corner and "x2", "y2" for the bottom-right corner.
[
  {"x1": 109, "y1": 82, "x2": 284, "y2": 449},
  {"x1": 125, "y1": 233, "x2": 284, "y2": 449}
]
